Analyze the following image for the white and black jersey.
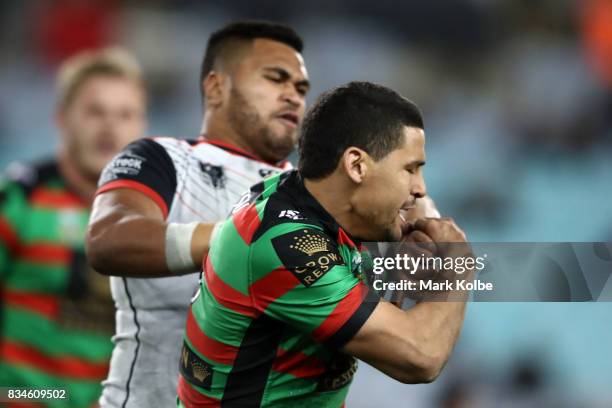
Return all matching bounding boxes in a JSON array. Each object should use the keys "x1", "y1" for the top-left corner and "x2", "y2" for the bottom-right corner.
[{"x1": 95, "y1": 137, "x2": 291, "y2": 408}]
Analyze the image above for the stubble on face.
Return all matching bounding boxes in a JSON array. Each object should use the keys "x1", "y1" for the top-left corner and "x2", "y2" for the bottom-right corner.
[{"x1": 227, "y1": 87, "x2": 295, "y2": 163}]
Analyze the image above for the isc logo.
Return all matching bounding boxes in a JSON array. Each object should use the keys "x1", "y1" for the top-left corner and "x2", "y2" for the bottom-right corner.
[{"x1": 279, "y1": 210, "x2": 303, "y2": 220}]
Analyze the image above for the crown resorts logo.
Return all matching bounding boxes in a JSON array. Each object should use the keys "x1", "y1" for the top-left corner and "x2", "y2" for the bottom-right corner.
[
  {"x1": 272, "y1": 229, "x2": 344, "y2": 287},
  {"x1": 290, "y1": 230, "x2": 330, "y2": 256},
  {"x1": 181, "y1": 347, "x2": 189, "y2": 369},
  {"x1": 180, "y1": 344, "x2": 213, "y2": 389},
  {"x1": 192, "y1": 361, "x2": 211, "y2": 383}
]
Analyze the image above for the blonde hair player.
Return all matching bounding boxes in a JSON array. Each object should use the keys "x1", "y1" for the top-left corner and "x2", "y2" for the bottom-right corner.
[{"x1": 0, "y1": 46, "x2": 146, "y2": 408}]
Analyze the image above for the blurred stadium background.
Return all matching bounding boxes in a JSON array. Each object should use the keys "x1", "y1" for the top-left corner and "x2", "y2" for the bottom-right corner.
[{"x1": 1, "y1": 0, "x2": 610, "y2": 406}]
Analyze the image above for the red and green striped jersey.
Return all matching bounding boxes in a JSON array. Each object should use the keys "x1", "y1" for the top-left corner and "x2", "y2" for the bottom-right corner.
[
  {"x1": 0, "y1": 160, "x2": 115, "y2": 408},
  {"x1": 178, "y1": 170, "x2": 380, "y2": 407}
]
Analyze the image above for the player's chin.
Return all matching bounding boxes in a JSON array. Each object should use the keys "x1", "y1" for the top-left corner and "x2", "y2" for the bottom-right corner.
[
  {"x1": 271, "y1": 126, "x2": 297, "y2": 145},
  {"x1": 386, "y1": 219, "x2": 404, "y2": 242},
  {"x1": 267, "y1": 130, "x2": 296, "y2": 156}
]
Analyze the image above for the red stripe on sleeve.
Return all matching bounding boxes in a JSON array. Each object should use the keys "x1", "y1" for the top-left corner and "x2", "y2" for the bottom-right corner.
[
  {"x1": 203, "y1": 257, "x2": 256, "y2": 318},
  {"x1": 96, "y1": 180, "x2": 169, "y2": 218},
  {"x1": 272, "y1": 347, "x2": 326, "y2": 379},
  {"x1": 1, "y1": 341, "x2": 109, "y2": 380},
  {"x1": 4, "y1": 289, "x2": 59, "y2": 319},
  {"x1": 312, "y1": 283, "x2": 368, "y2": 342},
  {"x1": 186, "y1": 307, "x2": 238, "y2": 365},
  {"x1": 0, "y1": 216, "x2": 20, "y2": 254},
  {"x1": 178, "y1": 376, "x2": 221, "y2": 408},
  {"x1": 231, "y1": 204, "x2": 260, "y2": 245}
]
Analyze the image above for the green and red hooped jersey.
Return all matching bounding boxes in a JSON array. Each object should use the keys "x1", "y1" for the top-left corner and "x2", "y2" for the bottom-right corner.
[
  {"x1": 178, "y1": 170, "x2": 380, "y2": 407},
  {"x1": 0, "y1": 160, "x2": 114, "y2": 408}
]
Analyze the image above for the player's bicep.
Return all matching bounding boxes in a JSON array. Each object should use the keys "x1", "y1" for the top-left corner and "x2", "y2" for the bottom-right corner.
[
  {"x1": 91, "y1": 188, "x2": 165, "y2": 226},
  {"x1": 341, "y1": 300, "x2": 408, "y2": 358},
  {"x1": 338, "y1": 300, "x2": 442, "y2": 383},
  {"x1": 87, "y1": 182, "x2": 171, "y2": 276}
]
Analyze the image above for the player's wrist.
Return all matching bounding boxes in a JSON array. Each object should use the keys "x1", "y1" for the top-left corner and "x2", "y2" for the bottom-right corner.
[{"x1": 165, "y1": 222, "x2": 200, "y2": 274}]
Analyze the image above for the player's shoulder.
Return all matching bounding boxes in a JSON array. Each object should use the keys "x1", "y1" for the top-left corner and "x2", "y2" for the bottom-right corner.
[
  {"x1": 120, "y1": 135, "x2": 200, "y2": 155},
  {"x1": 98, "y1": 137, "x2": 186, "y2": 192},
  {"x1": 149, "y1": 135, "x2": 199, "y2": 150},
  {"x1": 265, "y1": 171, "x2": 325, "y2": 222},
  {"x1": 1, "y1": 159, "x2": 60, "y2": 197},
  {"x1": 254, "y1": 206, "x2": 333, "y2": 257},
  {"x1": 246, "y1": 171, "x2": 327, "y2": 239},
  {"x1": 102, "y1": 136, "x2": 198, "y2": 174}
]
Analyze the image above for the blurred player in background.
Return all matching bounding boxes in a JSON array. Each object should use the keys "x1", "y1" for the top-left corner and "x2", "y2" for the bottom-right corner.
[
  {"x1": 0, "y1": 48, "x2": 146, "y2": 407},
  {"x1": 86, "y1": 21, "x2": 309, "y2": 408},
  {"x1": 177, "y1": 82, "x2": 468, "y2": 407}
]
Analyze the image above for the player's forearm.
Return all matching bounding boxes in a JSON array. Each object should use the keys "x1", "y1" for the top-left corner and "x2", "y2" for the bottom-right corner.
[
  {"x1": 358, "y1": 341, "x2": 438, "y2": 384},
  {"x1": 87, "y1": 212, "x2": 169, "y2": 277},
  {"x1": 401, "y1": 299, "x2": 467, "y2": 377},
  {"x1": 86, "y1": 214, "x2": 212, "y2": 277},
  {"x1": 344, "y1": 295, "x2": 468, "y2": 384},
  {"x1": 399, "y1": 269, "x2": 474, "y2": 376}
]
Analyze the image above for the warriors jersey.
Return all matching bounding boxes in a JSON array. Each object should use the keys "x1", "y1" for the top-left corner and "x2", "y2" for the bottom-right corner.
[{"x1": 95, "y1": 137, "x2": 291, "y2": 408}]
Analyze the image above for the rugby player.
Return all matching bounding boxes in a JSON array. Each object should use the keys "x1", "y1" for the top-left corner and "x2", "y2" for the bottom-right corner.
[
  {"x1": 178, "y1": 82, "x2": 469, "y2": 407},
  {"x1": 86, "y1": 21, "x2": 310, "y2": 408},
  {"x1": 0, "y1": 48, "x2": 146, "y2": 407}
]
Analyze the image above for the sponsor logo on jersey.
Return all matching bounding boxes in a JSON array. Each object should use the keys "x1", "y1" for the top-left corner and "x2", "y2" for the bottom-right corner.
[
  {"x1": 258, "y1": 168, "x2": 276, "y2": 178},
  {"x1": 317, "y1": 355, "x2": 358, "y2": 391},
  {"x1": 179, "y1": 341, "x2": 213, "y2": 390},
  {"x1": 278, "y1": 210, "x2": 303, "y2": 220},
  {"x1": 199, "y1": 162, "x2": 226, "y2": 188},
  {"x1": 114, "y1": 157, "x2": 143, "y2": 170},
  {"x1": 272, "y1": 229, "x2": 344, "y2": 287},
  {"x1": 99, "y1": 151, "x2": 146, "y2": 184}
]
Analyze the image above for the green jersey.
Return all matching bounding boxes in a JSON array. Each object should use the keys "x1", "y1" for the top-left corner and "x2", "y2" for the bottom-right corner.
[
  {"x1": 0, "y1": 160, "x2": 114, "y2": 408},
  {"x1": 178, "y1": 170, "x2": 380, "y2": 407}
]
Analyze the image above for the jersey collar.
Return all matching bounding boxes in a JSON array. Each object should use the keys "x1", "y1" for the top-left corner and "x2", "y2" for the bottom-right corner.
[
  {"x1": 285, "y1": 171, "x2": 361, "y2": 249},
  {"x1": 198, "y1": 136, "x2": 290, "y2": 169}
]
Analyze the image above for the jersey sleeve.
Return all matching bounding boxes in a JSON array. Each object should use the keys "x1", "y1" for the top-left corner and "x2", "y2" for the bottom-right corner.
[
  {"x1": 249, "y1": 225, "x2": 379, "y2": 349},
  {"x1": 96, "y1": 138, "x2": 177, "y2": 218}
]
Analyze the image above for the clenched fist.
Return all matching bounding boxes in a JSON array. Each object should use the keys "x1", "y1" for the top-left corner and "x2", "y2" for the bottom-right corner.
[{"x1": 389, "y1": 217, "x2": 471, "y2": 306}]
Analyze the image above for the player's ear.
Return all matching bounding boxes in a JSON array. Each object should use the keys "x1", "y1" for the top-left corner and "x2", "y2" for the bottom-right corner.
[
  {"x1": 203, "y1": 72, "x2": 224, "y2": 108},
  {"x1": 342, "y1": 147, "x2": 370, "y2": 184}
]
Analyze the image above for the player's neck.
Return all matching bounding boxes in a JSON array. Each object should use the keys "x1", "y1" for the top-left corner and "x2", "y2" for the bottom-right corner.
[
  {"x1": 57, "y1": 150, "x2": 97, "y2": 204},
  {"x1": 303, "y1": 174, "x2": 362, "y2": 238},
  {"x1": 201, "y1": 112, "x2": 259, "y2": 159}
]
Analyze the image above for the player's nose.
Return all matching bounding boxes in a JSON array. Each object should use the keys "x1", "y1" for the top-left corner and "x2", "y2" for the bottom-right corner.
[
  {"x1": 411, "y1": 175, "x2": 427, "y2": 199},
  {"x1": 280, "y1": 84, "x2": 303, "y2": 108}
]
